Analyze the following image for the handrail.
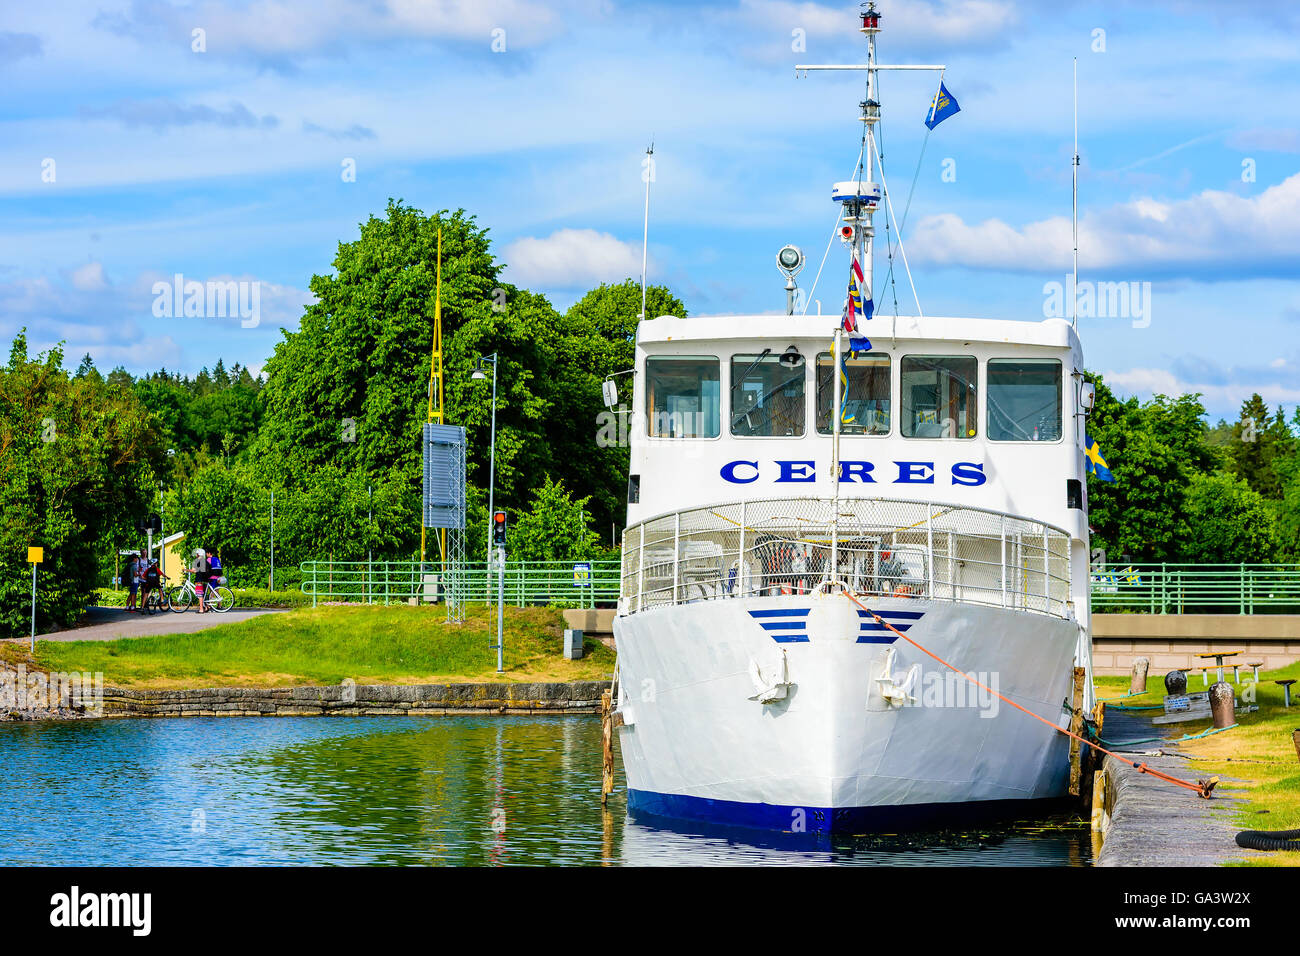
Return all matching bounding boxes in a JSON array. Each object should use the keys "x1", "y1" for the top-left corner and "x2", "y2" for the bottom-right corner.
[
  {"x1": 1089, "y1": 563, "x2": 1300, "y2": 613},
  {"x1": 298, "y1": 559, "x2": 620, "y2": 607},
  {"x1": 619, "y1": 496, "x2": 1075, "y2": 620},
  {"x1": 293, "y1": 557, "x2": 1300, "y2": 614}
]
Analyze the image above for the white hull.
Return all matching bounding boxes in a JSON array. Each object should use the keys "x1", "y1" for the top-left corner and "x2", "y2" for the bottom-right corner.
[{"x1": 614, "y1": 594, "x2": 1082, "y2": 833}]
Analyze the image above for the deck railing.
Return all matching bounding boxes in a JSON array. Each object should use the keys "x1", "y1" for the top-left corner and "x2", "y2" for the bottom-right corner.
[
  {"x1": 296, "y1": 556, "x2": 1300, "y2": 615},
  {"x1": 619, "y1": 497, "x2": 1075, "y2": 620}
]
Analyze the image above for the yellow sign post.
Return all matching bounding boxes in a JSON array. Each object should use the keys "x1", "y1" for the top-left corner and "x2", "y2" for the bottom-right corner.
[{"x1": 28, "y1": 546, "x2": 43, "y2": 650}]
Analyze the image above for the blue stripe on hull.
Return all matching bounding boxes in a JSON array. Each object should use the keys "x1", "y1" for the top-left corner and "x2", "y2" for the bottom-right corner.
[{"x1": 627, "y1": 789, "x2": 1067, "y2": 835}]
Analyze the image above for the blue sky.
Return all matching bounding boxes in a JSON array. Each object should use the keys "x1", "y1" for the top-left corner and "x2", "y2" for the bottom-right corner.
[{"x1": 2, "y1": 0, "x2": 1297, "y2": 420}]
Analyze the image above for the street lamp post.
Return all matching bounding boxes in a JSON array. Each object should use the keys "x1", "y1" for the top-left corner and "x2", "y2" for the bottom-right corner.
[
  {"x1": 157, "y1": 481, "x2": 165, "y2": 581},
  {"x1": 470, "y1": 354, "x2": 499, "y2": 561}
]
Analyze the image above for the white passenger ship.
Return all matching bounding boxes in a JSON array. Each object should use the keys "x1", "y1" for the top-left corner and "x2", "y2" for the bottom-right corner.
[{"x1": 611, "y1": 4, "x2": 1097, "y2": 834}]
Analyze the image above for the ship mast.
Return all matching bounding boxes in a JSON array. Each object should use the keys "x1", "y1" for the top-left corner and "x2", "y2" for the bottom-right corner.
[
  {"x1": 861, "y1": 6, "x2": 878, "y2": 294},
  {"x1": 796, "y1": 3, "x2": 945, "y2": 588},
  {"x1": 796, "y1": 2, "x2": 946, "y2": 305}
]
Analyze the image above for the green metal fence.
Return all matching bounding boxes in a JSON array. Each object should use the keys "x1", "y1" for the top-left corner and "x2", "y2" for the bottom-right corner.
[
  {"x1": 299, "y1": 559, "x2": 621, "y2": 607},
  {"x1": 300, "y1": 558, "x2": 1300, "y2": 614},
  {"x1": 1089, "y1": 564, "x2": 1300, "y2": 614}
]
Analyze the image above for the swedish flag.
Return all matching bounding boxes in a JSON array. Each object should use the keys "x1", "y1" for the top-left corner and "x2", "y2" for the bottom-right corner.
[{"x1": 1084, "y1": 433, "x2": 1116, "y2": 482}]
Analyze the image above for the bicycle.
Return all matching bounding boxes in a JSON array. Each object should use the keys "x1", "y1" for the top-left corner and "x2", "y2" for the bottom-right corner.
[
  {"x1": 140, "y1": 587, "x2": 169, "y2": 614},
  {"x1": 169, "y1": 572, "x2": 236, "y2": 613},
  {"x1": 138, "y1": 573, "x2": 171, "y2": 614}
]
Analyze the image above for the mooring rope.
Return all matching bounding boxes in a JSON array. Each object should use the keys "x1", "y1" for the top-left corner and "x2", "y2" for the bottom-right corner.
[
  {"x1": 843, "y1": 591, "x2": 1219, "y2": 799},
  {"x1": 1097, "y1": 689, "x2": 1145, "y2": 702},
  {"x1": 1105, "y1": 702, "x2": 1165, "y2": 711}
]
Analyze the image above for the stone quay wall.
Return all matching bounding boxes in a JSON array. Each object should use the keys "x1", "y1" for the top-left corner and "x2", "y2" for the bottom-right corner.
[{"x1": 95, "y1": 680, "x2": 609, "y2": 718}]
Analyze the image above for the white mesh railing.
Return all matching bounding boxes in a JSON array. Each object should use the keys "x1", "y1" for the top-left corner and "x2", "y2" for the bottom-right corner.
[{"x1": 620, "y1": 497, "x2": 1074, "y2": 620}]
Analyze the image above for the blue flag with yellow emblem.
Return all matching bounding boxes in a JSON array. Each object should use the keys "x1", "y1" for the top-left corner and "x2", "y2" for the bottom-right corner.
[
  {"x1": 925, "y1": 81, "x2": 960, "y2": 130},
  {"x1": 1084, "y1": 433, "x2": 1116, "y2": 482},
  {"x1": 837, "y1": 337, "x2": 872, "y2": 426}
]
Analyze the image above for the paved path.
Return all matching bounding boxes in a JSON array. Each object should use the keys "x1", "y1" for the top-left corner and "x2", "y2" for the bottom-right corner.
[
  {"x1": 17, "y1": 606, "x2": 287, "y2": 643},
  {"x1": 1095, "y1": 710, "x2": 1263, "y2": 866}
]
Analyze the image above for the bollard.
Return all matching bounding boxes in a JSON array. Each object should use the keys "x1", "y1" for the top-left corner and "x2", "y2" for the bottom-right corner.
[
  {"x1": 1292, "y1": 729, "x2": 1300, "y2": 767},
  {"x1": 1164, "y1": 670, "x2": 1187, "y2": 696},
  {"x1": 1129, "y1": 656, "x2": 1150, "y2": 696},
  {"x1": 1209, "y1": 681, "x2": 1235, "y2": 729}
]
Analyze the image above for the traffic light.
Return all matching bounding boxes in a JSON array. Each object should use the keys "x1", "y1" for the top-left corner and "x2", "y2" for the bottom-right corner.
[{"x1": 492, "y1": 511, "x2": 508, "y2": 547}]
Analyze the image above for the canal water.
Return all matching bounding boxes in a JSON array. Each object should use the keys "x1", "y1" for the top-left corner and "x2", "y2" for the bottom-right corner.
[{"x1": 0, "y1": 716, "x2": 1093, "y2": 865}]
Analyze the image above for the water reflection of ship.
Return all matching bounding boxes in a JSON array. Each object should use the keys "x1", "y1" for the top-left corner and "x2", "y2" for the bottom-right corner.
[{"x1": 617, "y1": 811, "x2": 1093, "y2": 866}]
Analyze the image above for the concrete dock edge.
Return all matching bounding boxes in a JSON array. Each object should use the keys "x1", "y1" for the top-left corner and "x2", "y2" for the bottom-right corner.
[{"x1": 1095, "y1": 750, "x2": 1251, "y2": 866}]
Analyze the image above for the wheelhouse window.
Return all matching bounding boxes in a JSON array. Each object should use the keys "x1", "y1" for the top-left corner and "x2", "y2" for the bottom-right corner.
[
  {"x1": 987, "y1": 358, "x2": 1062, "y2": 442},
  {"x1": 816, "y1": 352, "x2": 891, "y2": 435},
  {"x1": 645, "y1": 356, "x2": 720, "y2": 438},
  {"x1": 901, "y1": 355, "x2": 977, "y2": 438},
  {"x1": 730, "y1": 351, "x2": 806, "y2": 437}
]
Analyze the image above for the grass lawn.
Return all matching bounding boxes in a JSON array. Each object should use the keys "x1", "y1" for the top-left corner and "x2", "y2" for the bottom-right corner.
[
  {"x1": 23, "y1": 603, "x2": 616, "y2": 689},
  {"x1": 1096, "y1": 660, "x2": 1300, "y2": 867}
]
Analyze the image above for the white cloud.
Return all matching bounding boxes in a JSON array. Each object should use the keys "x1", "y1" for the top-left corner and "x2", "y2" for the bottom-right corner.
[
  {"x1": 94, "y1": 0, "x2": 564, "y2": 65},
  {"x1": 0, "y1": 261, "x2": 312, "y2": 374},
  {"x1": 502, "y1": 228, "x2": 646, "y2": 288},
  {"x1": 908, "y1": 172, "x2": 1300, "y2": 278},
  {"x1": 1104, "y1": 366, "x2": 1300, "y2": 418},
  {"x1": 70, "y1": 261, "x2": 108, "y2": 291},
  {"x1": 1225, "y1": 127, "x2": 1300, "y2": 154},
  {"x1": 80, "y1": 99, "x2": 278, "y2": 131}
]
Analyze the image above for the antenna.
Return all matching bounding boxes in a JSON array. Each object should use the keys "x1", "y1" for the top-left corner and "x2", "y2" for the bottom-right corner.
[
  {"x1": 1072, "y1": 57, "x2": 1079, "y2": 329},
  {"x1": 796, "y1": 3, "x2": 944, "y2": 317},
  {"x1": 640, "y1": 142, "x2": 654, "y2": 321}
]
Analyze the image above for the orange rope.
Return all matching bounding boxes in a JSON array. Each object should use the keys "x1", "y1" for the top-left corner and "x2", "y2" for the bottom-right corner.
[{"x1": 843, "y1": 591, "x2": 1217, "y2": 799}]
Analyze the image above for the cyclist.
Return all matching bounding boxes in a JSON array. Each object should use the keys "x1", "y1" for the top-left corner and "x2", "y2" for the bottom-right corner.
[
  {"x1": 208, "y1": 551, "x2": 223, "y2": 587},
  {"x1": 140, "y1": 558, "x2": 164, "y2": 614},
  {"x1": 191, "y1": 548, "x2": 211, "y2": 613}
]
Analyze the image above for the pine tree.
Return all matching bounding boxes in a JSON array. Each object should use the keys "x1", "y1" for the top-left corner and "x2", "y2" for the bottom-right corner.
[{"x1": 1230, "y1": 393, "x2": 1281, "y2": 498}]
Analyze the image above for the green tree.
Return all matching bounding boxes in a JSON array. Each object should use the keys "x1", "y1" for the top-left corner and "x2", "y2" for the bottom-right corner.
[
  {"x1": 1179, "y1": 472, "x2": 1279, "y2": 563},
  {"x1": 167, "y1": 461, "x2": 269, "y2": 578},
  {"x1": 0, "y1": 332, "x2": 161, "y2": 635},
  {"x1": 253, "y1": 201, "x2": 688, "y2": 561},
  {"x1": 565, "y1": 279, "x2": 686, "y2": 375},
  {"x1": 255, "y1": 201, "x2": 500, "y2": 487},
  {"x1": 562, "y1": 281, "x2": 685, "y2": 526},
  {"x1": 1084, "y1": 376, "x2": 1218, "y2": 561},
  {"x1": 1272, "y1": 407, "x2": 1300, "y2": 561},
  {"x1": 506, "y1": 476, "x2": 601, "y2": 562},
  {"x1": 1228, "y1": 394, "x2": 1287, "y2": 499}
]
